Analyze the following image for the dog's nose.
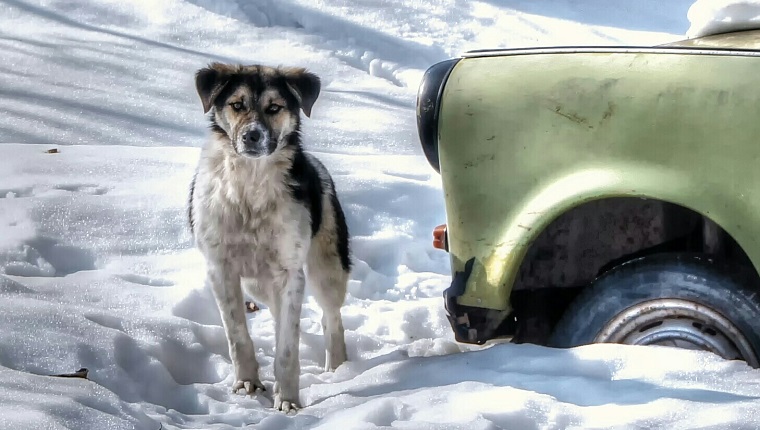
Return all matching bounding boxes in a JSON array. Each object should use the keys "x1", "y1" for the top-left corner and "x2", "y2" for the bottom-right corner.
[{"x1": 243, "y1": 129, "x2": 263, "y2": 146}]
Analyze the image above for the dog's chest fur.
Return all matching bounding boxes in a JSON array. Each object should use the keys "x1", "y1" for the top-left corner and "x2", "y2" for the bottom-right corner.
[{"x1": 193, "y1": 144, "x2": 310, "y2": 282}]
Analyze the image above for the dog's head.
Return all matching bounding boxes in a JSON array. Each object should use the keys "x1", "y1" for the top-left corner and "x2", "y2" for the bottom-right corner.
[{"x1": 195, "y1": 62, "x2": 320, "y2": 158}]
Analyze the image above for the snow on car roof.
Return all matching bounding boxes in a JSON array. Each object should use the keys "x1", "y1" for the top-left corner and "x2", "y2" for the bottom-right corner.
[{"x1": 687, "y1": 0, "x2": 760, "y2": 38}]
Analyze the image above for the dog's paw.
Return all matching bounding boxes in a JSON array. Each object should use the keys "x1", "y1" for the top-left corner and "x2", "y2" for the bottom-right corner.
[
  {"x1": 232, "y1": 379, "x2": 266, "y2": 395},
  {"x1": 273, "y1": 394, "x2": 300, "y2": 414},
  {"x1": 273, "y1": 381, "x2": 300, "y2": 414},
  {"x1": 231, "y1": 358, "x2": 264, "y2": 396}
]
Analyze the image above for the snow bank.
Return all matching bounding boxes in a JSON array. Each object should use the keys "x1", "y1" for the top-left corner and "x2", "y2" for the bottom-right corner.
[{"x1": 687, "y1": 0, "x2": 760, "y2": 38}]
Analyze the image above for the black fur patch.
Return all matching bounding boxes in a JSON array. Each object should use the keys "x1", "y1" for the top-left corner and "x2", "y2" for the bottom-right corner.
[
  {"x1": 330, "y1": 189, "x2": 352, "y2": 272},
  {"x1": 195, "y1": 67, "x2": 225, "y2": 113},
  {"x1": 209, "y1": 120, "x2": 226, "y2": 138},
  {"x1": 288, "y1": 145, "x2": 323, "y2": 237}
]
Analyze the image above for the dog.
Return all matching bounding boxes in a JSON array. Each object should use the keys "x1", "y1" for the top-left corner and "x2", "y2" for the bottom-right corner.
[{"x1": 188, "y1": 62, "x2": 351, "y2": 413}]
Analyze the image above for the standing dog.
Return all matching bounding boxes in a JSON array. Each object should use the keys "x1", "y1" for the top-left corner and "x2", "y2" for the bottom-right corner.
[{"x1": 188, "y1": 63, "x2": 351, "y2": 413}]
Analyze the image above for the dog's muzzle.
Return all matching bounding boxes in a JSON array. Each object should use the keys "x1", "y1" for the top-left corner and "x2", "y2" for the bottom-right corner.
[{"x1": 240, "y1": 124, "x2": 276, "y2": 157}]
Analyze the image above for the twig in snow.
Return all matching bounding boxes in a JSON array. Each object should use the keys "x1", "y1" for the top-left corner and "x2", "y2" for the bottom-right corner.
[{"x1": 50, "y1": 368, "x2": 88, "y2": 379}]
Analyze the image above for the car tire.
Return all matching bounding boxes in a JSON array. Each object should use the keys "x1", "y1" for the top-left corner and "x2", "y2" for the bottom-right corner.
[{"x1": 548, "y1": 253, "x2": 760, "y2": 368}]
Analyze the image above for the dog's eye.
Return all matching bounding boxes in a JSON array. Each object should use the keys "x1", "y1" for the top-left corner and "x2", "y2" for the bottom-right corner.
[
  {"x1": 265, "y1": 104, "x2": 282, "y2": 115},
  {"x1": 230, "y1": 101, "x2": 244, "y2": 111}
]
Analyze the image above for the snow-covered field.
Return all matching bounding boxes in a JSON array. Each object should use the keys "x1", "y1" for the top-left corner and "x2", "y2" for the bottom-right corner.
[{"x1": 2, "y1": 0, "x2": 760, "y2": 429}]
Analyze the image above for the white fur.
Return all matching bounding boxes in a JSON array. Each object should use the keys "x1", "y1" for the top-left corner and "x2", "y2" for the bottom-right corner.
[{"x1": 190, "y1": 133, "x2": 349, "y2": 413}]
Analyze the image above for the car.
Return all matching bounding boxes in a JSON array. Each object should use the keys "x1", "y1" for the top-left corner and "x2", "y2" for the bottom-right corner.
[{"x1": 416, "y1": 28, "x2": 760, "y2": 367}]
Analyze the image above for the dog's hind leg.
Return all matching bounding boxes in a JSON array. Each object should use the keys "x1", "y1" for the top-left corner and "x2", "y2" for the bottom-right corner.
[
  {"x1": 307, "y1": 260, "x2": 348, "y2": 372},
  {"x1": 271, "y1": 268, "x2": 306, "y2": 413},
  {"x1": 207, "y1": 266, "x2": 264, "y2": 395}
]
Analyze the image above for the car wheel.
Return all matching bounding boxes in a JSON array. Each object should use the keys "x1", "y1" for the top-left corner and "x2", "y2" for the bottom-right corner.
[{"x1": 548, "y1": 253, "x2": 760, "y2": 368}]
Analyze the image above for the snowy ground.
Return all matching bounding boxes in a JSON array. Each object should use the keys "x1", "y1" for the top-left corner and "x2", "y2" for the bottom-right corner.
[{"x1": 2, "y1": 0, "x2": 760, "y2": 429}]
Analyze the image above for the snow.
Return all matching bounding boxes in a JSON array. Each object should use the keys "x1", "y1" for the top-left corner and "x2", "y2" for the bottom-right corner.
[
  {"x1": 687, "y1": 0, "x2": 760, "y2": 38},
  {"x1": 1, "y1": 0, "x2": 759, "y2": 429}
]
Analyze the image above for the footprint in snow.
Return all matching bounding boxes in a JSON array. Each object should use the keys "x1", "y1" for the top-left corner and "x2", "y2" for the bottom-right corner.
[
  {"x1": 53, "y1": 184, "x2": 109, "y2": 195},
  {"x1": 117, "y1": 274, "x2": 175, "y2": 287}
]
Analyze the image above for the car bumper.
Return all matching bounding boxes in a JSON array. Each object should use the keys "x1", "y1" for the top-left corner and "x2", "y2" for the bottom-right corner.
[{"x1": 443, "y1": 257, "x2": 515, "y2": 344}]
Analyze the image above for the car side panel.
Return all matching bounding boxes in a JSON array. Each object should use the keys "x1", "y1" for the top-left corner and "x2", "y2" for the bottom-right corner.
[{"x1": 437, "y1": 50, "x2": 760, "y2": 311}]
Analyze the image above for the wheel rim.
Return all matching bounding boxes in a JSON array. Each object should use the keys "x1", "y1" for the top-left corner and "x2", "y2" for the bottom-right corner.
[{"x1": 594, "y1": 298, "x2": 759, "y2": 367}]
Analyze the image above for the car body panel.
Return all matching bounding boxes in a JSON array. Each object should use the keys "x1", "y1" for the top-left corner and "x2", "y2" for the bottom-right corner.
[
  {"x1": 664, "y1": 29, "x2": 760, "y2": 49},
  {"x1": 437, "y1": 47, "x2": 760, "y2": 311}
]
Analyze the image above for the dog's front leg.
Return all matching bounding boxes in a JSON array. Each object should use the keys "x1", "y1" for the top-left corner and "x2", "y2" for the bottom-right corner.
[
  {"x1": 208, "y1": 266, "x2": 264, "y2": 395},
  {"x1": 272, "y1": 268, "x2": 305, "y2": 413}
]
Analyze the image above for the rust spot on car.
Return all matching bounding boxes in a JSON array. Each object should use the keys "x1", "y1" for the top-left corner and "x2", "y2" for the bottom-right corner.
[
  {"x1": 463, "y1": 154, "x2": 495, "y2": 168},
  {"x1": 600, "y1": 101, "x2": 616, "y2": 125},
  {"x1": 550, "y1": 105, "x2": 593, "y2": 129}
]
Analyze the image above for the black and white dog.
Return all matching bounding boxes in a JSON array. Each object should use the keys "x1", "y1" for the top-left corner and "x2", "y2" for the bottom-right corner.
[{"x1": 188, "y1": 63, "x2": 351, "y2": 413}]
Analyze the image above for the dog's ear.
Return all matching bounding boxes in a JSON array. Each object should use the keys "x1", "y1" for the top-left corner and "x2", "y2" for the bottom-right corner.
[
  {"x1": 195, "y1": 64, "x2": 231, "y2": 114},
  {"x1": 284, "y1": 68, "x2": 321, "y2": 118}
]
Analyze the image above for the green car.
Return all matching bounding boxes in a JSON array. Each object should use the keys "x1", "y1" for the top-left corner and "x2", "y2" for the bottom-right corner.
[{"x1": 417, "y1": 29, "x2": 760, "y2": 367}]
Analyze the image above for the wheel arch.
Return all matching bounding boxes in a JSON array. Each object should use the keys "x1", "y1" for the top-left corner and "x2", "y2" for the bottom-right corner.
[
  {"x1": 511, "y1": 196, "x2": 760, "y2": 294},
  {"x1": 454, "y1": 165, "x2": 760, "y2": 312}
]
